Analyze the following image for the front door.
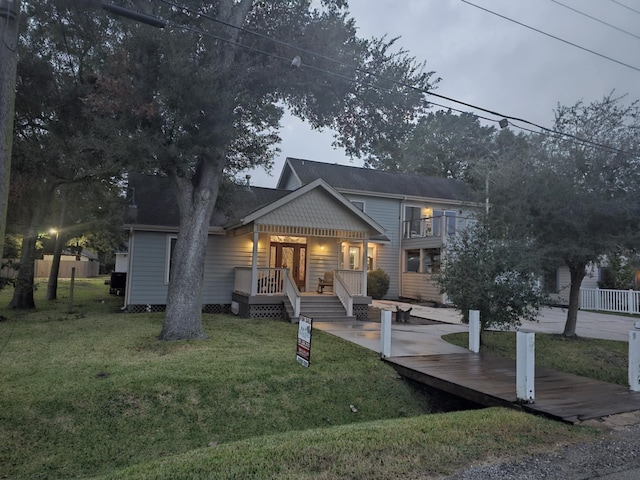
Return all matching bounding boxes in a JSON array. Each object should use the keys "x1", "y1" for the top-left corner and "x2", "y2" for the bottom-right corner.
[{"x1": 271, "y1": 241, "x2": 306, "y2": 291}]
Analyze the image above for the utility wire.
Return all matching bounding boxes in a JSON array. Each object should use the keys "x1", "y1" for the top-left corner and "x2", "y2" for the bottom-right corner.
[
  {"x1": 551, "y1": 0, "x2": 640, "y2": 41},
  {"x1": 460, "y1": 0, "x2": 640, "y2": 73},
  {"x1": 610, "y1": 0, "x2": 640, "y2": 16},
  {"x1": 98, "y1": 1, "x2": 637, "y2": 157}
]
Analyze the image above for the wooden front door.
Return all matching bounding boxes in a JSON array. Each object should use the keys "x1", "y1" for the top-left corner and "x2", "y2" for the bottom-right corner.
[{"x1": 271, "y1": 242, "x2": 306, "y2": 291}]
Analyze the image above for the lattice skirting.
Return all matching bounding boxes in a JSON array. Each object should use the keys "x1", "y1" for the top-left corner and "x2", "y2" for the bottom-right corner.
[
  {"x1": 126, "y1": 304, "x2": 231, "y2": 314},
  {"x1": 248, "y1": 304, "x2": 285, "y2": 319},
  {"x1": 353, "y1": 304, "x2": 369, "y2": 320}
]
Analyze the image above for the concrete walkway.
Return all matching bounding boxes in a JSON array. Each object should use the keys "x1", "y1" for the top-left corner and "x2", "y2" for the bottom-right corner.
[{"x1": 314, "y1": 300, "x2": 639, "y2": 357}]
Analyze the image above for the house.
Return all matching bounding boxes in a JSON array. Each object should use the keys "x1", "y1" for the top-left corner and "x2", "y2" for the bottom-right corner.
[
  {"x1": 121, "y1": 158, "x2": 478, "y2": 320},
  {"x1": 277, "y1": 158, "x2": 478, "y2": 303}
]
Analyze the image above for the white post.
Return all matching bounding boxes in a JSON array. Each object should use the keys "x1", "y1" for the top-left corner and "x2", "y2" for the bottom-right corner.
[
  {"x1": 628, "y1": 327, "x2": 640, "y2": 392},
  {"x1": 629, "y1": 290, "x2": 635, "y2": 315},
  {"x1": 362, "y1": 238, "x2": 368, "y2": 295},
  {"x1": 469, "y1": 310, "x2": 480, "y2": 353},
  {"x1": 250, "y1": 228, "x2": 259, "y2": 295},
  {"x1": 380, "y1": 310, "x2": 392, "y2": 358},
  {"x1": 516, "y1": 331, "x2": 535, "y2": 403}
]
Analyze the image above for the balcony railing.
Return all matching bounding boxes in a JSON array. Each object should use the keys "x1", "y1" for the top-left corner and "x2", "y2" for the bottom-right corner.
[{"x1": 403, "y1": 215, "x2": 475, "y2": 239}]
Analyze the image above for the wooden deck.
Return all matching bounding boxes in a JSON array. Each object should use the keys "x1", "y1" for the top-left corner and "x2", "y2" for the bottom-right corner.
[{"x1": 384, "y1": 353, "x2": 640, "y2": 423}]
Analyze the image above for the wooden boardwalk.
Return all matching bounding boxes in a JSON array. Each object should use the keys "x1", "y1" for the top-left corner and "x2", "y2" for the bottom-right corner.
[{"x1": 384, "y1": 353, "x2": 640, "y2": 423}]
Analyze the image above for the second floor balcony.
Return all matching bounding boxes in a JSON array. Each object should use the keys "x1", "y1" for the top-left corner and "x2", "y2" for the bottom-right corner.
[{"x1": 402, "y1": 214, "x2": 475, "y2": 247}]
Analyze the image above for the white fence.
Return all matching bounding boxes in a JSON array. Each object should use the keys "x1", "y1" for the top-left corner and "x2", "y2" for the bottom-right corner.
[{"x1": 580, "y1": 288, "x2": 640, "y2": 315}]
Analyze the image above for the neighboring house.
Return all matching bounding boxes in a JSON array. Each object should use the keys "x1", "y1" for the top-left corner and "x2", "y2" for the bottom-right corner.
[
  {"x1": 122, "y1": 158, "x2": 478, "y2": 321},
  {"x1": 542, "y1": 265, "x2": 600, "y2": 306}
]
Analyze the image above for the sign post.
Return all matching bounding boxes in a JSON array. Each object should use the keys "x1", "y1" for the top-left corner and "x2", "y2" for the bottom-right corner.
[{"x1": 296, "y1": 314, "x2": 313, "y2": 367}]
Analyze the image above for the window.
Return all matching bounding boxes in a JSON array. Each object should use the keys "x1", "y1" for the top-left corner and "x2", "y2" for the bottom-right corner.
[
  {"x1": 405, "y1": 206, "x2": 422, "y2": 237},
  {"x1": 423, "y1": 249, "x2": 441, "y2": 274},
  {"x1": 351, "y1": 200, "x2": 365, "y2": 211},
  {"x1": 165, "y1": 235, "x2": 177, "y2": 284},
  {"x1": 543, "y1": 268, "x2": 559, "y2": 294},
  {"x1": 348, "y1": 246, "x2": 361, "y2": 270},
  {"x1": 406, "y1": 249, "x2": 420, "y2": 272},
  {"x1": 367, "y1": 246, "x2": 375, "y2": 271}
]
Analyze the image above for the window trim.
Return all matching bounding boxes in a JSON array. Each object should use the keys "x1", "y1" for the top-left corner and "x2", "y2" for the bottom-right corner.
[{"x1": 165, "y1": 235, "x2": 177, "y2": 285}]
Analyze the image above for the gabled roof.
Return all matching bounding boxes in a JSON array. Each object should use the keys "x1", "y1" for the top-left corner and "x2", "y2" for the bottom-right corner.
[
  {"x1": 225, "y1": 178, "x2": 385, "y2": 235},
  {"x1": 278, "y1": 157, "x2": 474, "y2": 202},
  {"x1": 124, "y1": 173, "x2": 290, "y2": 229}
]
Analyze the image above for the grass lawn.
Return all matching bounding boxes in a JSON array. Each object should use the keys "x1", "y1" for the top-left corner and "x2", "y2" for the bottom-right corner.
[
  {"x1": 0, "y1": 278, "x2": 597, "y2": 479},
  {"x1": 443, "y1": 331, "x2": 629, "y2": 385}
]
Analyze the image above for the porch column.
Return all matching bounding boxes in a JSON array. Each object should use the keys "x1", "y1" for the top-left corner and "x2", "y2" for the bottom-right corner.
[
  {"x1": 250, "y1": 227, "x2": 259, "y2": 295},
  {"x1": 362, "y1": 238, "x2": 368, "y2": 295}
]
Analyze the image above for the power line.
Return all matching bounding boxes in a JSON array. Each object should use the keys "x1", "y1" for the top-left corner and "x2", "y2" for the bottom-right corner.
[
  {"x1": 551, "y1": 0, "x2": 640, "y2": 41},
  {"x1": 610, "y1": 0, "x2": 640, "y2": 16},
  {"x1": 97, "y1": 1, "x2": 637, "y2": 157},
  {"x1": 460, "y1": 0, "x2": 640, "y2": 73}
]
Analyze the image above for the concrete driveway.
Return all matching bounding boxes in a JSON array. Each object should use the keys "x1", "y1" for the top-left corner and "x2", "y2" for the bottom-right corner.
[{"x1": 314, "y1": 301, "x2": 639, "y2": 357}]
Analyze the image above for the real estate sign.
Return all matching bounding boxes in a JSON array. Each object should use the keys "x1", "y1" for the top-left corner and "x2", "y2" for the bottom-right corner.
[{"x1": 296, "y1": 315, "x2": 313, "y2": 367}]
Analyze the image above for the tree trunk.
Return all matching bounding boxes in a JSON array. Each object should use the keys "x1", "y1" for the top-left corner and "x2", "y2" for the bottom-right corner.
[
  {"x1": 46, "y1": 204, "x2": 66, "y2": 301},
  {"x1": 45, "y1": 232, "x2": 63, "y2": 301},
  {"x1": 562, "y1": 261, "x2": 587, "y2": 338},
  {"x1": 160, "y1": 161, "x2": 222, "y2": 341},
  {"x1": 9, "y1": 227, "x2": 38, "y2": 309},
  {"x1": 0, "y1": 1, "x2": 21, "y2": 261}
]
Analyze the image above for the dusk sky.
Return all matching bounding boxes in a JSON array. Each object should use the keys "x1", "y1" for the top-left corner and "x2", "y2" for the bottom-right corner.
[{"x1": 244, "y1": 0, "x2": 640, "y2": 187}]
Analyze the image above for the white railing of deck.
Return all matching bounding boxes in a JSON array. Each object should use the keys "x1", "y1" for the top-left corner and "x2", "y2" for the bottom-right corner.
[
  {"x1": 336, "y1": 270, "x2": 363, "y2": 296},
  {"x1": 283, "y1": 270, "x2": 301, "y2": 318},
  {"x1": 580, "y1": 288, "x2": 640, "y2": 315},
  {"x1": 257, "y1": 268, "x2": 286, "y2": 295},
  {"x1": 234, "y1": 267, "x2": 252, "y2": 294},
  {"x1": 334, "y1": 272, "x2": 353, "y2": 317}
]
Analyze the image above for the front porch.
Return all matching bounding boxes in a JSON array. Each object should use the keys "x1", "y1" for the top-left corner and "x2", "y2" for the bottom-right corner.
[{"x1": 233, "y1": 267, "x2": 372, "y2": 322}]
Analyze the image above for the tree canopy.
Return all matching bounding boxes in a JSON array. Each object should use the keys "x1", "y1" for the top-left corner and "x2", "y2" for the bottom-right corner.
[{"x1": 85, "y1": 0, "x2": 437, "y2": 339}]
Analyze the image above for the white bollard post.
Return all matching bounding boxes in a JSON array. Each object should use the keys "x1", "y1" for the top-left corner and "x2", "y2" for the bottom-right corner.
[
  {"x1": 380, "y1": 310, "x2": 392, "y2": 358},
  {"x1": 516, "y1": 331, "x2": 535, "y2": 403},
  {"x1": 380, "y1": 310, "x2": 391, "y2": 358},
  {"x1": 469, "y1": 310, "x2": 480, "y2": 353},
  {"x1": 628, "y1": 327, "x2": 640, "y2": 392}
]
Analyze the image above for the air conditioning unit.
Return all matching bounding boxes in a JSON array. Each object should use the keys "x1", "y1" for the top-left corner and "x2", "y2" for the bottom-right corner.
[{"x1": 231, "y1": 301, "x2": 240, "y2": 315}]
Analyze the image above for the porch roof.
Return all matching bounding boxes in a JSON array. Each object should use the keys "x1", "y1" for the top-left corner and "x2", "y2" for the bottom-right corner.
[{"x1": 225, "y1": 179, "x2": 385, "y2": 238}]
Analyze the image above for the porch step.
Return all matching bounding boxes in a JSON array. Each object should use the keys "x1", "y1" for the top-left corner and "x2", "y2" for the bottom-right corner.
[{"x1": 284, "y1": 295, "x2": 356, "y2": 323}]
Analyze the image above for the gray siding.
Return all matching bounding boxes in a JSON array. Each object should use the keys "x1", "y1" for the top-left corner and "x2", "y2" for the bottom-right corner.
[
  {"x1": 401, "y1": 272, "x2": 442, "y2": 303},
  {"x1": 345, "y1": 194, "x2": 401, "y2": 299},
  {"x1": 128, "y1": 231, "x2": 259, "y2": 306},
  {"x1": 128, "y1": 231, "x2": 170, "y2": 305},
  {"x1": 201, "y1": 233, "x2": 259, "y2": 304},
  {"x1": 550, "y1": 264, "x2": 599, "y2": 305}
]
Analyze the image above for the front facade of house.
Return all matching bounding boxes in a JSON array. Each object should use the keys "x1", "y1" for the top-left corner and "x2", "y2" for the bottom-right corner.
[
  {"x1": 123, "y1": 175, "x2": 386, "y2": 320},
  {"x1": 122, "y1": 159, "x2": 479, "y2": 321}
]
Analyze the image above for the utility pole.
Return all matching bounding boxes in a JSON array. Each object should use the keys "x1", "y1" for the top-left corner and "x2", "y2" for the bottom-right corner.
[{"x1": 0, "y1": 0, "x2": 20, "y2": 261}]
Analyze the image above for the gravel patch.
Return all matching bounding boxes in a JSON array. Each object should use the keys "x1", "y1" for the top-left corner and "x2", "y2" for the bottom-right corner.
[{"x1": 441, "y1": 412, "x2": 640, "y2": 480}]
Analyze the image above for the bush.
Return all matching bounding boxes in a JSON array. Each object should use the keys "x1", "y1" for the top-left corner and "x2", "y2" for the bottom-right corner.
[{"x1": 367, "y1": 268, "x2": 390, "y2": 299}]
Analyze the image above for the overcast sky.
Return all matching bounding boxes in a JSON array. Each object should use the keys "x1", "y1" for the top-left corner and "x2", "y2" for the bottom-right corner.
[{"x1": 244, "y1": 0, "x2": 640, "y2": 188}]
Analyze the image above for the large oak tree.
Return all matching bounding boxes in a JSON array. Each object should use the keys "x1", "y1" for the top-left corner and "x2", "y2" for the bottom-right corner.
[{"x1": 93, "y1": 0, "x2": 436, "y2": 340}]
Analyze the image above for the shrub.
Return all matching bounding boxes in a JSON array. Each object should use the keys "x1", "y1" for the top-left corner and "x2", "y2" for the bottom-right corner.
[{"x1": 367, "y1": 268, "x2": 390, "y2": 299}]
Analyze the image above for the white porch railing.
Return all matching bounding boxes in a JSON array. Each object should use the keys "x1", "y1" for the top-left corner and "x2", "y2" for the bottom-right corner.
[
  {"x1": 336, "y1": 269, "x2": 363, "y2": 296},
  {"x1": 580, "y1": 288, "x2": 640, "y2": 315},
  {"x1": 283, "y1": 270, "x2": 301, "y2": 318},
  {"x1": 334, "y1": 271, "x2": 353, "y2": 317},
  {"x1": 234, "y1": 267, "x2": 287, "y2": 296}
]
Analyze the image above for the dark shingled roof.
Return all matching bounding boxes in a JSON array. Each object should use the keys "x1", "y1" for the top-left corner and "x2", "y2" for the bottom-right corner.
[
  {"x1": 285, "y1": 157, "x2": 474, "y2": 201},
  {"x1": 126, "y1": 173, "x2": 290, "y2": 228}
]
